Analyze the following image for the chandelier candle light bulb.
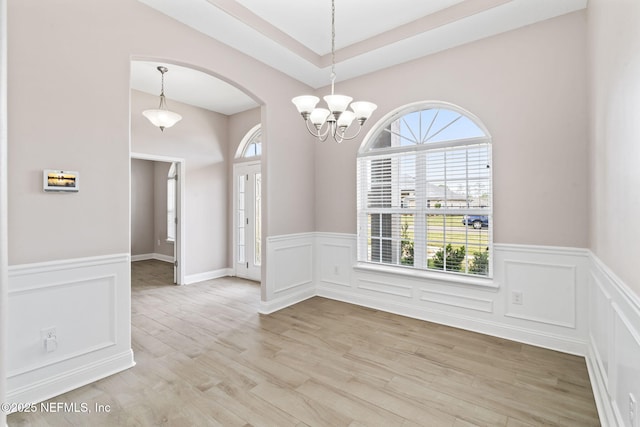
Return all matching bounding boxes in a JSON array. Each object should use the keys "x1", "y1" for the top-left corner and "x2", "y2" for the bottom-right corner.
[{"x1": 291, "y1": 0, "x2": 376, "y2": 143}]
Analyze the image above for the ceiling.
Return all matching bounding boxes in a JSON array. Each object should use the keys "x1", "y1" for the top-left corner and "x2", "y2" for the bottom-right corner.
[
  {"x1": 130, "y1": 61, "x2": 258, "y2": 115},
  {"x1": 132, "y1": 0, "x2": 587, "y2": 115}
]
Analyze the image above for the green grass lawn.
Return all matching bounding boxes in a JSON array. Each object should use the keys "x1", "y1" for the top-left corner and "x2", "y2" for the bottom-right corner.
[{"x1": 401, "y1": 214, "x2": 488, "y2": 252}]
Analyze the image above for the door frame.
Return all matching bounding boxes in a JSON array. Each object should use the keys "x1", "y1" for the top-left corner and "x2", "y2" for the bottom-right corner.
[
  {"x1": 130, "y1": 152, "x2": 186, "y2": 285},
  {"x1": 233, "y1": 160, "x2": 261, "y2": 281}
]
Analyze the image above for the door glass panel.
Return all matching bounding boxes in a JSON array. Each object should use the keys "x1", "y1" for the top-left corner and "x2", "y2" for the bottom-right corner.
[
  {"x1": 237, "y1": 174, "x2": 246, "y2": 264},
  {"x1": 255, "y1": 173, "x2": 262, "y2": 266}
]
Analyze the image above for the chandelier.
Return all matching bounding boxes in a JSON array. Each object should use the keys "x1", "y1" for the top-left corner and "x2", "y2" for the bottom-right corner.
[
  {"x1": 143, "y1": 66, "x2": 182, "y2": 132},
  {"x1": 291, "y1": 0, "x2": 377, "y2": 143}
]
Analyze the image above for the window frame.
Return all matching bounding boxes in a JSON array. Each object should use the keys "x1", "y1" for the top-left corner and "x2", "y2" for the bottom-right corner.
[
  {"x1": 235, "y1": 124, "x2": 262, "y2": 160},
  {"x1": 357, "y1": 101, "x2": 493, "y2": 280},
  {"x1": 167, "y1": 162, "x2": 177, "y2": 242}
]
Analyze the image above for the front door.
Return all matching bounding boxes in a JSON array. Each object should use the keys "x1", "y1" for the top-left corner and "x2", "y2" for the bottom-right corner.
[{"x1": 234, "y1": 162, "x2": 261, "y2": 281}]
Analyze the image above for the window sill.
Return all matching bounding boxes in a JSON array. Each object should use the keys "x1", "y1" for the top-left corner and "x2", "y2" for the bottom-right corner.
[{"x1": 353, "y1": 262, "x2": 499, "y2": 290}]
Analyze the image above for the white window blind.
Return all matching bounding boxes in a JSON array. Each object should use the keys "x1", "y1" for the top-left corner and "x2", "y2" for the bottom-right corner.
[{"x1": 357, "y1": 104, "x2": 492, "y2": 277}]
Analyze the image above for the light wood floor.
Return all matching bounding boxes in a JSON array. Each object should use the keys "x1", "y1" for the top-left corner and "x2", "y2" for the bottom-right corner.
[{"x1": 9, "y1": 260, "x2": 600, "y2": 426}]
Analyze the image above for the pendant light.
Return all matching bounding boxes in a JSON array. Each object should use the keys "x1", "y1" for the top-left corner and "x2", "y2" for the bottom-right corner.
[{"x1": 143, "y1": 66, "x2": 182, "y2": 132}]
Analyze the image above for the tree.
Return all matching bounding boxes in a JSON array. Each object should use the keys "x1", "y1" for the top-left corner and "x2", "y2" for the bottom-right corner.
[
  {"x1": 469, "y1": 249, "x2": 489, "y2": 275},
  {"x1": 400, "y1": 223, "x2": 414, "y2": 266}
]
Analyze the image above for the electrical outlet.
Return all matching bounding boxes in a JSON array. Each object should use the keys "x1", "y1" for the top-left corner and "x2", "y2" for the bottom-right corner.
[
  {"x1": 40, "y1": 327, "x2": 56, "y2": 340},
  {"x1": 512, "y1": 291, "x2": 523, "y2": 305},
  {"x1": 630, "y1": 393, "x2": 637, "y2": 426},
  {"x1": 41, "y1": 327, "x2": 57, "y2": 353}
]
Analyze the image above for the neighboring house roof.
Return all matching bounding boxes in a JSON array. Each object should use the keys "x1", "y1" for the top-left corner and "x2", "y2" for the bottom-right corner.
[{"x1": 424, "y1": 183, "x2": 468, "y2": 201}]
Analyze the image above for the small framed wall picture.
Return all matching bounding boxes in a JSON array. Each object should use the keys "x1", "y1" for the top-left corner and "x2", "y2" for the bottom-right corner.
[{"x1": 43, "y1": 170, "x2": 79, "y2": 192}]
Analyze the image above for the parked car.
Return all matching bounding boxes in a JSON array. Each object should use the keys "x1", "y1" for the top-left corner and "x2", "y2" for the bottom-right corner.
[{"x1": 462, "y1": 215, "x2": 489, "y2": 229}]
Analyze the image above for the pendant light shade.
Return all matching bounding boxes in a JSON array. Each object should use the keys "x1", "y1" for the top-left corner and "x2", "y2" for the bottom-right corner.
[
  {"x1": 142, "y1": 108, "x2": 182, "y2": 130},
  {"x1": 143, "y1": 66, "x2": 182, "y2": 132}
]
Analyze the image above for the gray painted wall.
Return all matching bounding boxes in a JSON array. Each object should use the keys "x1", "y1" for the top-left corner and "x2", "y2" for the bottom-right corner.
[
  {"x1": 8, "y1": 0, "x2": 314, "y2": 269},
  {"x1": 130, "y1": 159, "x2": 174, "y2": 259},
  {"x1": 131, "y1": 159, "x2": 155, "y2": 256},
  {"x1": 132, "y1": 90, "x2": 228, "y2": 275},
  {"x1": 588, "y1": 0, "x2": 640, "y2": 295},
  {"x1": 314, "y1": 11, "x2": 589, "y2": 249}
]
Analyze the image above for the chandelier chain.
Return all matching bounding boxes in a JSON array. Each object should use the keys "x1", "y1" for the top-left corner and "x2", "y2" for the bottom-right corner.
[
  {"x1": 290, "y1": 0, "x2": 377, "y2": 143},
  {"x1": 330, "y1": 0, "x2": 336, "y2": 92}
]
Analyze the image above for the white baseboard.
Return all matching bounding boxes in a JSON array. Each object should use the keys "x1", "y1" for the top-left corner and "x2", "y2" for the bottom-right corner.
[
  {"x1": 131, "y1": 253, "x2": 173, "y2": 263},
  {"x1": 184, "y1": 268, "x2": 232, "y2": 285},
  {"x1": 317, "y1": 287, "x2": 587, "y2": 356},
  {"x1": 6, "y1": 350, "x2": 134, "y2": 410},
  {"x1": 314, "y1": 233, "x2": 590, "y2": 355},
  {"x1": 259, "y1": 287, "x2": 315, "y2": 314},
  {"x1": 265, "y1": 232, "x2": 640, "y2": 426}
]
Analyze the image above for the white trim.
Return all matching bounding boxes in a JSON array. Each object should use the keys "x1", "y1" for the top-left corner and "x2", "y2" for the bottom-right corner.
[
  {"x1": 9, "y1": 253, "x2": 129, "y2": 276},
  {"x1": 267, "y1": 232, "x2": 314, "y2": 243},
  {"x1": 259, "y1": 287, "x2": 315, "y2": 315},
  {"x1": 358, "y1": 101, "x2": 492, "y2": 153},
  {"x1": 234, "y1": 123, "x2": 261, "y2": 159},
  {"x1": 130, "y1": 152, "x2": 185, "y2": 163},
  {"x1": 354, "y1": 262, "x2": 499, "y2": 289},
  {"x1": 131, "y1": 253, "x2": 174, "y2": 263},
  {"x1": 0, "y1": 0, "x2": 8, "y2": 423},
  {"x1": 233, "y1": 161, "x2": 262, "y2": 281},
  {"x1": 130, "y1": 152, "x2": 186, "y2": 285},
  {"x1": 419, "y1": 288, "x2": 494, "y2": 313},
  {"x1": 184, "y1": 268, "x2": 232, "y2": 285},
  {"x1": 496, "y1": 243, "x2": 589, "y2": 258},
  {"x1": 6, "y1": 350, "x2": 134, "y2": 410},
  {"x1": 590, "y1": 252, "x2": 640, "y2": 315}
]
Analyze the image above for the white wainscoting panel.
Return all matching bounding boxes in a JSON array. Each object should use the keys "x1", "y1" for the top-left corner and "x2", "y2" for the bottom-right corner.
[
  {"x1": 8, "y1": 275, "x2": 116, "y2": 377},
  {"x1": 357, "y1": 277, "x2": 413, "y2": 299},
  {"x1": 255, "y1": 233, "x2": 640, "y2": 426},
  {"x1": 588, "y1": 253, "x2": 640, "y2": 427},
  {"x1": 315, "y1": 234, "x2": 589, "y2": 355},
  {"x1": 420, "y1": 289, "x2": 494, "y2": 313},
  {"x1": 261, "y1": 234, "x2": 315, "y2": 314},
  {"x1": 504, "y1": 260, "x2": 576, "y2": 328},
  {"x1": 316, "y1": 234, "x2": 353, "y2": 288},
  {"x1": 7, "y1": 254, "x2": 134, "y2": 406}
]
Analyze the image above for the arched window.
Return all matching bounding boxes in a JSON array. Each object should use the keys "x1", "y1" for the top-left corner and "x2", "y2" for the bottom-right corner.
[
  {"x1": 235, "y1": 124, "x2": 262, "y2": 159},
  {"x1": 357, "y1": 102, "x2": 492, "y2": 277}
]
